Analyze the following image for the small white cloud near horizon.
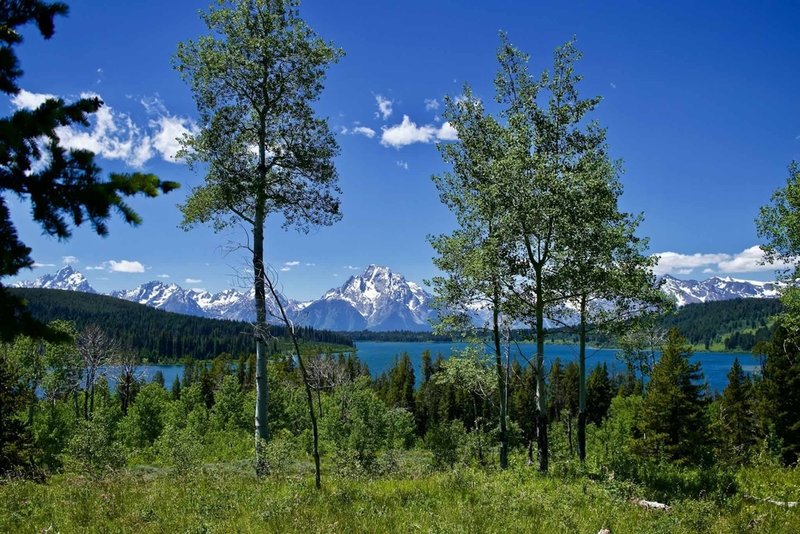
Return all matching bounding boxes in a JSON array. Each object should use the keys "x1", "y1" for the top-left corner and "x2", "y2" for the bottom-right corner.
[
  {"x1": 157, "y1": 274, "x2": 170, "y2": 278},
  {"x1": 380, "y1": 115, "x2": 458, "y2": 148},
  {"x1": 653, "y1": 245, "x2": 790, "y2": 277},
  {"x1": 62, "y1": 255, "x2": 79, "y2": 265},
  {"x1": 375, "y1": 95, "x2": 393, "y2": 120},
  {"x1": 280, "y1": 267, "x2": 291, "y2": 272},
  {"x1": 32, "y1": 262, "x2": 56, "y2": 268},
  {"x1": 285, "y1": 260, "x2": 301, "y2": 267},
  {"x1": 109, "y1": 260, "x2": 145, "y2": 273},
  {"x1": 185, "y1": 277, "x2": 202, "y2": 284},
  {"x1": 424, "y1": 98, "x2": 440, "y2": 111},
  {"x1": 344, "y1": 265, "x2": 360, "y2": 271}
]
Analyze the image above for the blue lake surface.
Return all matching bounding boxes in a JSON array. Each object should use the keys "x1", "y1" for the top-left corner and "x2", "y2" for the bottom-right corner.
[{"x1": 121, "y1": 341, "x2": 761, "y2": 394}]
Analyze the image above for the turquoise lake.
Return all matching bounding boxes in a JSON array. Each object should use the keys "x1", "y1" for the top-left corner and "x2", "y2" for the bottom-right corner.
[{"x1": 126, "y1": 341, "x2": 760, "y2": 394}]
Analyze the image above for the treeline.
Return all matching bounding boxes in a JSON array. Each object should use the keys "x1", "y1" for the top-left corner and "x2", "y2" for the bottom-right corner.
[
  {"x1": 10, "y1": 288, "x2": 353, "y2": 361},
  {"x1": 349, "y1": 330, "x2": 454, "y2": 342}
]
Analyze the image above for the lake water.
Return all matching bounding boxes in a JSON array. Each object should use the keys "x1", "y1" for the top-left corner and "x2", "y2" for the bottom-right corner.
[{"x1": 119, "y1": 341, "x2": 760, "y2": 394}]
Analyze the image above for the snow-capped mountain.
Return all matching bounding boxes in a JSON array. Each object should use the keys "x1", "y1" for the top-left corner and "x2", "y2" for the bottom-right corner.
[
  {"x1": 298, "y1": 265, "x2": 433, "y2": 331},
  {"x1": 13, "y1": 266, "x2": 96, "y2": 294},
  {"x1": 660, "y1": 275, "x2": 781, "y2": 306},
  {"x1": 14, "y1": 266, "x2": 781, "y2": 331},
  {"x1": 110, "y1": 281, "x2": 206, "y2": 317}
]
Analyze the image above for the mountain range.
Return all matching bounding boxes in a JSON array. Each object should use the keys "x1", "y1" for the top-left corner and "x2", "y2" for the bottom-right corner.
[{"x1": 14, "y1": 266, "x2": 781, "y2": 331}]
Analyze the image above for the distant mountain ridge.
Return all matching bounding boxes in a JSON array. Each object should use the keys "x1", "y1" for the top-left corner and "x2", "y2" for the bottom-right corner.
[
  {"x1": 15, "y1": 265, "x2": 434, "y2": 331},
  {"x1": 660, "y1": 274, "x2": 780, "y2": 306},
  {"x1": 14, "y1": 266, "x2": 781, "y2": 331}
]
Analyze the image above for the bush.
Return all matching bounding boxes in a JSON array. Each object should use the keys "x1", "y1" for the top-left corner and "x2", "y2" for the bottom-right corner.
[
  {"x1": 63, "y1": 407, "x2": 124, "y2": 476},
  {"x1": 425, "y1": 421, "x2": 465, "y2": 470}
]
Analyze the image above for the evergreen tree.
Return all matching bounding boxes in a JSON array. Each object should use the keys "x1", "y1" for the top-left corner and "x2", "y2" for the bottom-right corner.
[
  {"x1": 0, "y1": 353, "x2": 35, "y2": 476},
  {"x1": 586, "y1": 363, "x2": 613, "y2": 425},
  {"x1": 152, "y1": 370, "x2": 165, "y2": 388},
  {"x1": 635, "y1": 329, "x2": 708, "y2": 464},
  {"x1": 171, "y1": 375, "x2": 181, "y2": 401},
  {"x1": 758, "y1": 327, "x2": 800, "y2": 464},
  {"x1": 716, "y1": 358, "x2": 757, "y2": 463}
]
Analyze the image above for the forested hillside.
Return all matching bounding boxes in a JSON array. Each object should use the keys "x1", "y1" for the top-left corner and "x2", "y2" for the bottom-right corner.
[
  {"x1": 661, "y1": 298, "x2": 781, "y2": 350},
  {"x1": 10, "y1": 288, "x2": 353, "y2": 361}
]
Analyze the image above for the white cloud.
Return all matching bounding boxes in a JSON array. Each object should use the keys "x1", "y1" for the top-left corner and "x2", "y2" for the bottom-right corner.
[
  {"x1": 11, "y1": 89, "x2": 56, "y2": 109},
  {"x1": 352, "y1": 126, "x2": 376, "y2": 138},
  {"x1": 396, "y1": 160, "x2": 408, "y2": 170},
  {"x1": 341, "y1": 124, "x2": 377, "y2": 139},
  {"x1": 344, "y1": 265, "x2": 360, "y2": 271},
  {"x1": 11, "y1": 89, "x2": 196, "y2": 168},
  {"x1": 380, "y1": 115, "x2": 458, "y2": 148},
  {"x1": 375, "y1": 95, "x2": 393, "y2": 120},
  {"x1": 653, "y1": 245, "x2": 790, "y2": 276},
  {"x1": 285, "y1": 261, "x2": 301, "y2": 266},
  {"x1": 718, "y1": 245, "x2": 790, "y2": 273},
  {"x1": 438, "y1": 121, "x2": 458, "y2": 141},
  {"x1": 305, "y1": 262, "x2": 316, "y2": 267},
  {"x1": 108, "y1": 260, "x2": 145, "y2": 273},
  {"x1": 157, "y1": 274, "x2": 170, "y2": 278},
  {"x1": 424, "y1": 98, "x2": 440, "y2": 111},
  {"x1": 610, "y1": 82, "x2": 617, "y2": 89},
  {"x1": 32, "y1": 262, "x2": 55, "y2": 268},
  {"x1": 280, "y1": 267, "x2": 291, "y2": 272},
  {"x1": 62, "y1": 255, "x2": 79, "y2": 265},
  {"x1": 151, "y1": 115, "x2": 198, "y2": 162},
  {"x1": 185, "y1": 277, "x2": 202, "y2": 284}
]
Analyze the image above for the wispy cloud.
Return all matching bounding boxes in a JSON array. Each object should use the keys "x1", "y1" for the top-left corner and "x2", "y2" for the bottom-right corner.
[
  {"x1": 396, "y1": 160, "x2": 408, "y2": 170},
  {"x1": 32, "y1": 262, "x2": 56, "y2": 268},
  {"x1": 157, "y1": 274, "x2": 170, "y2": 278},
  {"x1": 424, "y1": 98, "x2": 440, "y2": 111},
  {"x1": 185, "y1": 277, "x2": 202, "y2": 284},
  {"x1": 375, "y1": 95, "x2": 393, "y2": 120},
  {"x1": 344, "y1": 265, "x2": 360, "y2": 271},
  {"x1": 11, "y1": 90, "x2": 197, "y2": 168},
  {"x1": 380, "y1": 115, "x2": 458, "y2": 148},
  {"x1": 610, "y1": 82, "x2": 617, "y2": 89},
  {"x1": 62, "y1": 255, "x2": 79, "y2": 265},
  {"x1": 653, "y1": 245, "x2": 789, "y2": 276}
]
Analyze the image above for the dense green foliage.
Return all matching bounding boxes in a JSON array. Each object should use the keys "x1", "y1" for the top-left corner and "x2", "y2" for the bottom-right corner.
[{"x1": 10, "y1": 288, "x2": 353, "y2": 360}]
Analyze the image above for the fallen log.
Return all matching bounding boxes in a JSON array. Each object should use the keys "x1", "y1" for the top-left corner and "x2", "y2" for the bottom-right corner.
[
  {"x1": 744, "y1": 494, "x2": 798, "y2": 508},
  {"x1": 633, "y1": 498, "x2": 670, "y2": 511}
]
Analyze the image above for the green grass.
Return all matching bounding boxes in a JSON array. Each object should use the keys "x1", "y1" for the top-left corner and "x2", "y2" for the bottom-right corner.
[{"x1": 2, "y1": 461, "x2": 800, "y2": 533}]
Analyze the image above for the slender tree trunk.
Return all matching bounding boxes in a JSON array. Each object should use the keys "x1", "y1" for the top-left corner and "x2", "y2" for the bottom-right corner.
[
  {"x1": 473, "y1": 395, "x2": 483, "y2": 465},
  {"x1": 266, "y1": 276, "x2": 322, "y2": 489},
  {"x1": 534, "y1": 268, "x2": 548, "y2": 472},
  {"x1": 492, "y1": 291, "x2": 508, "y2": 469},
  {"x1": 578, "y1": 294, "x2": 587, "y2": 462},
  {"x1": 253, "y1": 204, "x2": 270, "y2": 469},
  {"x1": 567, "y1": 416, "x2": 573, "y2": 455}
]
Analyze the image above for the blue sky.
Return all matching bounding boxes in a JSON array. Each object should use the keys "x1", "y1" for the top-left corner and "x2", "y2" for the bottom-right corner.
[{"x1": 5, "y1": 0, "x2": 800, "y2": 300}]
